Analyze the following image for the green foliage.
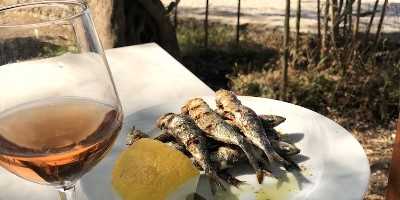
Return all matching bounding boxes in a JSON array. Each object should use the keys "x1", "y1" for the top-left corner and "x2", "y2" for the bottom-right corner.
[{"x1": 177, "y1": 19, "x2": 234, "y2": 52}]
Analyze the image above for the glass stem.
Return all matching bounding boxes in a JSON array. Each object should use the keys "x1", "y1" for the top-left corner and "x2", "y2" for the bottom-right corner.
[{"x1": 58, "y1": 185, "x2": 77, "y2": 200}]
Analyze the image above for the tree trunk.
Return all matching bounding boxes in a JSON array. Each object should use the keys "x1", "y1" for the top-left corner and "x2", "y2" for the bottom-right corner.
[
  {"x1": 86, "y1": 0, "x2": 180, "y2": 58},
  {"x1": 343, "y1": 0, "x2": 348, "y2": 35},
  {"x1": 174, "y1": 2, "x2": 179, "y2": 29},
  {"x1": 204, "y1": 0, "x2": 209, "y2": 48},
  {"x1": 317, "y1": 0, "x2": 322, "y2": 46},
  {"x1": 236, "y1": 0, "x2": 241, "y2": 46},
  {"x1": 85, "y1": 0, "x2": 117, "y2": 49},
  {"x1": 365, "y1": 0, "x2": 379, "y2": 42},
  {"x1": 295, "y1": 0, "x2": 301, "y2": 53},
  {"x1": 374, "y1": 0, "x2": 388, "y2": 45},
  {"x1": 387, "y1": 118, "x2": 400, "y2": 200},
  {"x1": 348, "y1": 0, "x2": 353, "y2": 35},
  {"x1": 322, "y1": 0, "x2": 330, "y2": 59},
  {"x1": 282, "y1": 0, "x2": 290, "y2": 101},
  {"x1": 331, "y1": 0, "x2": 339, "y2": 45},
  {"x1": 338, "y1": 0, "x2": 344, "y2": 14},
  {"x1": 354, "y1": 0, "x2": 361, "y2": 41}
]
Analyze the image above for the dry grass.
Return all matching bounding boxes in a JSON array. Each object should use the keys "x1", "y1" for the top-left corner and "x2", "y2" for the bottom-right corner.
[{"x1": 354, "y1": 125, "x2": 395, "y2": 199}]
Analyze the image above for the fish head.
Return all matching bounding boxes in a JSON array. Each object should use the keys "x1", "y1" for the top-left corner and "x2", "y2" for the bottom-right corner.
[
  {"x1": 156, "y1": 113, "x2": 175, "y2": 130},
  {"x1": 276, "y1": 141, "x2": 301, "y2": 155},
  {"x1": 181, "y1": 98, "x2": 209, "y2": 114},
  {"x1": 215, "y1": 89, "x2": 241, "y2": 112}
]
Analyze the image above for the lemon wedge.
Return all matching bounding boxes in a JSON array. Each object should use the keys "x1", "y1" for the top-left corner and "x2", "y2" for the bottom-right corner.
[{"x1": 112, "y1": 138, "x2": 199, "y2": 200}]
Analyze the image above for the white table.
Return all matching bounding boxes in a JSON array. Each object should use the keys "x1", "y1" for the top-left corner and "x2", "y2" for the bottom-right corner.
[
  {"x1": 0, "y1": 43, "x2": 369, "y2": 200},
  {"x1": 0, "y1": 43, "x2": 215, "y2": 200}
]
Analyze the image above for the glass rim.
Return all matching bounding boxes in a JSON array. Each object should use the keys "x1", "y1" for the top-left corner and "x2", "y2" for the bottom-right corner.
[{"x1": 0, "y1": 0, "x2": 88, "y2": 28}]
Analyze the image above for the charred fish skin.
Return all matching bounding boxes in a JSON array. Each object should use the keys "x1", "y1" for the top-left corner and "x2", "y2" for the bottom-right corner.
[
  {"x1": 157, "y1": 132, "x2": 241, "y2": 167},
  {"x1": 210, "y1": 146, "x2": 246, "y2": 170},
  {"x1": 166, "y1": 140, "x2": 246, "y2": 187},
  {"x1": 181, "y1": 99, "x2": 240, "y2": 146},
  {"x1": 224, "y1": 113, "x2": 283, "y2": 141},
  {"x1": 156, "y1": 113, "x2": 226, "y2": 189},
  {"x1": 215, "y1": 89, "x2": 290, "y2": 167},
  {"x1": 182, "y1": 98, "x2": 266, "y2": 183}
]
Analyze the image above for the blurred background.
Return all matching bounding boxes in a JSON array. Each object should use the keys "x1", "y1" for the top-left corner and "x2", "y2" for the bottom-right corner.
[{"x1": 0, "y1": 0, "x2": 399, "y2": 199}]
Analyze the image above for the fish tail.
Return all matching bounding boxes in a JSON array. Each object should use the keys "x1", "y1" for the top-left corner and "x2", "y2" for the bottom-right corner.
[
  {"x1": 219, "y1": 170, "x2": 245, "y2": 188},
  {"x1": 227, "y1": 177, "x2": 245, "y2": 188},
  {"x1": 260, "y1": 139, "x2": 292, "y2": 167},
  {"x1": 205, "y1": 168, "x2": 227, "y2": 191},
  {"x1": 239, "y1": 142, "x2": 266, "y2": 183},
  {"x1": 268, "y1": 148, "x2": 292, "y2": 167}
]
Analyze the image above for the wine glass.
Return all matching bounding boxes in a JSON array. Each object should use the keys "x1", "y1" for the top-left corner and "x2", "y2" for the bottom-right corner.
[{"x1": 0, "y1": 1, "x2": 123, "y2": 200}]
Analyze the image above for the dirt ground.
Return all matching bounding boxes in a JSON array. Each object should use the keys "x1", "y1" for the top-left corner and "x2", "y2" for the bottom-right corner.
[
  {"x1": 336, "y1": 117, "x2": 396, "y2": 200},
  {"x1": 354, "y1": 127, "x2": 395, "y2": 200},
  {"x1": 162, "y1": 0, "x2": 400, "y2": 33}
]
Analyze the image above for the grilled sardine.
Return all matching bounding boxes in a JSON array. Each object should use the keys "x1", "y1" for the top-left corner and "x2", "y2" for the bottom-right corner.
[
  {"x1": 156, "y1": 113, "x2": 226, "y2": 189},
  {"x1": 215, "y1": 90, "x2": 292, "y2": 168},
  {"x1": 182, "y1": 98, "x2": 266, "y2": 183}
]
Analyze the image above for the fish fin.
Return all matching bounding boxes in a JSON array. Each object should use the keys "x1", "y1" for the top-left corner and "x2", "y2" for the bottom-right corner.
[
  {"x1": 284, "y1": 159, "x2": 301, "y2": 171},
  {"x1": 228, "y1": 178, "x2": 245, "y2": 188},
  {"x1": 218, "y1": 170, "x2": 245, "y2": 188}
]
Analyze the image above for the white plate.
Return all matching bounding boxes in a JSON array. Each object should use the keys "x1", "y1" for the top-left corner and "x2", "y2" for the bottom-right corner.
[{"x1": 0, "y1": 96, "x2": 370, "y2": 200}]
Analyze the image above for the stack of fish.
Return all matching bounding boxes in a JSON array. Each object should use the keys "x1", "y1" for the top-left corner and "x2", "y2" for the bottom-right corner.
[{"x1": 128, "y1": 89, "x2": 301, "y2": 189}]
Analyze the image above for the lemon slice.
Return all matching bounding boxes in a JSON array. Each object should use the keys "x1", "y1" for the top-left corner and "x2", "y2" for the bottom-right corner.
[{"x1": 112, "y1": 138, "x2": 199, "y2": 200}]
